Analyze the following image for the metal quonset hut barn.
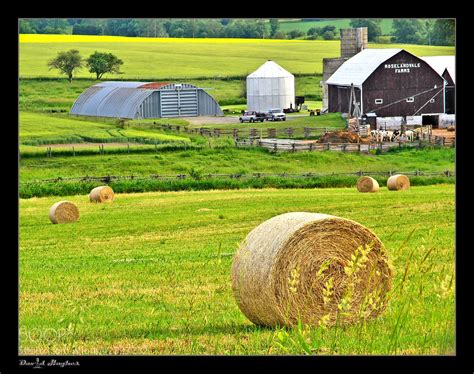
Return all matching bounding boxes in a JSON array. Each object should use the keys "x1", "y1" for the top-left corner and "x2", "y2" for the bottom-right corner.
[
  {"x1": 326, "y1": 49, "x2": 445, "y2": 118},
  {"x1": 246, "y1": 60, "x2": 295, "y2": 112},
  {"x1": 70, "y1": 81, "x2": 223, "y2": 119}
]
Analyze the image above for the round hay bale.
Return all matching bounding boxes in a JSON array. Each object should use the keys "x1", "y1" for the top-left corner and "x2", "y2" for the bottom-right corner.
[
  {"x1": 356, "y1": 176, "x2": 379, "y2": 193},
  {"x1": 89, "y1": 186, "x2": 115, "y2": 203},
  {"x1": 49, "y1": 201, "x2": 80, "y2": 224},
  {"x1": 231, "y1": 212, "x2": 392, "y2": 327},
  {"x1": 387, "y1": 174, "x2": 410, "y2": 191}
]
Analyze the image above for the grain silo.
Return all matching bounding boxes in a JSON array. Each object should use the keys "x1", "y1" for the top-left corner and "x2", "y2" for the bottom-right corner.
[{"x1": 246, "y1": 60, "x2": 295, "y2": 112}]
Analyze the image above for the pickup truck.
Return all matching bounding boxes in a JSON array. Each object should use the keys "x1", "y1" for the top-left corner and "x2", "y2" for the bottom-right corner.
[
  {"x1": 266, "y1": 108, "x2": 286, "y2": 121},
  {"x1": 239, "y1": 111, "x2": 266, "y2": 123}
]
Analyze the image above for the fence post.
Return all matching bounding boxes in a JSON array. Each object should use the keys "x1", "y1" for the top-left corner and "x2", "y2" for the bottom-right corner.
[
  {"x1": 326, "y1": 143, "x2": 330, "y2": 151},
  {"x1": 309, "y1": 143, "x2": 313, "y2": 152},
  {"x1": 418, "y1": 139, "x2": 422, "y2": 149},
  {"x1": 291, "y1": 143, "x2": 296, "y2": 153},
  {"x1": 127, "y1": 143, "x2": 130, "y2": 153},
  {"x1": 72, "y1": 146, "x2": 75, "y2": 157},
  {"x1": 358, "y1": 143, "x2": 361, "y2": 153}
]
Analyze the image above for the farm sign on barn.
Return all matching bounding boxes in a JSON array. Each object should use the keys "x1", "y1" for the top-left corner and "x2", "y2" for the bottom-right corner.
[{"x1": 384, "y1": 62, "x2": 421, "y2": 74}]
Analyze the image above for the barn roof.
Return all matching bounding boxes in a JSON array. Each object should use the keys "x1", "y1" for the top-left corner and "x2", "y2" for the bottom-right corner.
[
  {"x1": 247, "y1": 60, "x2": 294, "y2": 78},
  {"x1": 326, "y1": 49, "x2": 404, "y2": 87},
  {"x1": 420, "y1": 56, "x2": 455, "y2": 84},
  {"x1": 70, "y1": 81, "x2": 203, "y2": 118}
]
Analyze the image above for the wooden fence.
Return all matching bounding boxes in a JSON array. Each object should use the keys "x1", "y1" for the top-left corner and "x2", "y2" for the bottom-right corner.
[
  {"x1": 158, "y1": 123, "x2": 341, "y2": 139},
  {"x1": 237, "y1": 136, "x2": 454, "y2": 153},
  {"x1": 22, "y1": 169, "x2": 455, "y2": 185}
]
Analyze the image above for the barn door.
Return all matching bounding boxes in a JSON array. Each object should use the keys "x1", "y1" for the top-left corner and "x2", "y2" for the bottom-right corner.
[{"x1": 160, "y1": 88, "x2": 198, "y2": 117}]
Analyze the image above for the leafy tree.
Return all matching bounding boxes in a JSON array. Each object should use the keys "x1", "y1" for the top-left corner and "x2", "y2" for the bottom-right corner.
[
  {"x1": 47, "y1": 49, "x2": 83, "y2": 83},
  {"x1": 307, "y1": 27, "x2": 321, "y2": 36},
  {"x1": 392, "y1": 19, "x2": 423, "y2": 44},
  {"x1": 273, "y1": 30, "x2": 287, "y2": 39},
  {"x1": 287, "y1": 29, "x2": 305, "y2": 39},
  {"x1": 19, "y1": 19, "x2": 36, "y2": 34},
  {"x1": 349, "y1": 19, "x2": 382, "y2": 41},
  {"x1": 269, "y1": 19, "x2": 279, "y2": 37},
  {"x1": 86, "y1": 51, "x2": 124, "y2": 79},
  {"x1": 423, "y1": 19, "x2": 436, "y2": 45},
  {"x1": 431, "y1": 19, "x2": 455, "y2": 46},
  {"x1": 322, "y1": 30, "x2": 336, "y2": 40},
  {"x1": 104, "y1": 19, "x2": 139, "y2": 37}
]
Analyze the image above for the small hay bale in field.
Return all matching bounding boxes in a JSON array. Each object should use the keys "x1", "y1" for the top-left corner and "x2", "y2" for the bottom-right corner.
[
  {"x1": 89, "y1": 186, "x2": 115, "y2": 203},
  {"x1": 357, "y1": 176, "x2": 379, "y2": 193},
  {"x1": 387, "y1": 174, "x2": 410, "y2": 191},
  {"x1": 49, "y1": 201, "x2": 80, "y2": 224},
  {"x1": 231, "y1": 212, "x2": 392, "y2": 327}
]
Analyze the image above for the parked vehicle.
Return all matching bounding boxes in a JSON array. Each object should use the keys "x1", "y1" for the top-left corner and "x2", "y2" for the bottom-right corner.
[
  {"x1": 239, "y1": 111, "x2": 266, "y2": 123},
  {"x1": 266, "y1": 108, "x2": 286, "y2": 121}
]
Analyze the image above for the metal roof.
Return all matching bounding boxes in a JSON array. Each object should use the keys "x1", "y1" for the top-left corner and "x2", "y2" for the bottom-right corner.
[
  {"x1": 247, "y1": 60, "x2": 294, "y2": 78},
  {"x1": 70, "y1": 81, "x2": 207, "y2": 119},
  {"x1": 420, "y1": 56, "x2": 455, "y2": 84},
  {"x1": 325, "y1": 49, "x2": 403, "y2": 87}
]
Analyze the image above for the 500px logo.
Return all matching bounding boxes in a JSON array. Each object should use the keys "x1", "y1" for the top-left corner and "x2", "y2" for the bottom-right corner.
[{"x1": 19, "y1": 327, "x2": 73, "y2": 342}]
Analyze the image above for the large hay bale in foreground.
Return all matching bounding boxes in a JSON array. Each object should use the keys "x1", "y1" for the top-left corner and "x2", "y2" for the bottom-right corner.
[
  {"x1": 387, "y1": 174, "x2": 410, "y2": 191},
  {"x1": 357, "y1": 176, "x2": 379, "y2": 193},
  {"x1": 231, "y1": 212, "x2": 392, "y2": 327},
  {"x1": 89, "y1": 186, "x2": 115, "y2": 203},
  {"x1": 49, "y1": 201, "x2": 80, "y2": 224}
]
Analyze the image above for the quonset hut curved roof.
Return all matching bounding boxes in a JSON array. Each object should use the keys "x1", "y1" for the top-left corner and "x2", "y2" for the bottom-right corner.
[{"x1": 70, "y1": 81, "x2": 222, "y2": 119}]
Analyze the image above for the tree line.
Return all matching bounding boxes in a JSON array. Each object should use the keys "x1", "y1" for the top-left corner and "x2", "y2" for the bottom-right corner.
[{"x1": 19, "y1": 18, "x2": 455, "y2": 45}]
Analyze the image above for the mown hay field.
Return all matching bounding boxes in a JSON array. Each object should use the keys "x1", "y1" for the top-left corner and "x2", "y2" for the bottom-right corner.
[
  {"x1": 19, "y1": 35, "x2": 455, "y2": 79},
  {"x1": 19, "y1": 185, "x2": 454, "y2": 355}
]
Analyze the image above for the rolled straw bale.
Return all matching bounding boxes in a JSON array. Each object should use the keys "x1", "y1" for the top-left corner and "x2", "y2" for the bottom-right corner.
[
  {"x1": 356, "y1": 176, "x2": 379, "y2": 193},
  {"x1": 49, "y1": 201, "x2": 79, "y2": 224},
  {"x1": 89, "y1": 186, "x2": 115, "y2": 203},
  {"x1": 387, "y1": 174, "x2": 410, "y2": 191},
  {"x1": 231, "y1": 212, "x2": 392, "y2": 327}
]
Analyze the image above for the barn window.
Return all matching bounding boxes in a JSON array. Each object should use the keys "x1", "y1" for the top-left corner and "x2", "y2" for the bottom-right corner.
[
  {"x1": 375, "y1": 99, "x2": 383, "y2": 104},
  {"x1": 406, "y1": 97, "x2": 414, "y2": 103},
  {"x1": 430, "y1": 99, "x2": 435, "y2": 103}
]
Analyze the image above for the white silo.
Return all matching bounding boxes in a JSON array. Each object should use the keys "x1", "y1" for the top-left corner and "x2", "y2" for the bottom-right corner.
[{"x1": 246, "y1": 60, "x2": 295, "y2": 112}]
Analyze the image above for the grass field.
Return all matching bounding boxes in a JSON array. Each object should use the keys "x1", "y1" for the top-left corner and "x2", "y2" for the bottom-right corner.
[
  {"x1": 19, "y1": 112, "x2": 191, "y2": 145},
  {"x1": 20, "y1": 145, "x2": 455, "y2": 182},
  {"x1": 19, "y1": 35, "x2": 455, "y2": 79},
  {"x1": 19, "y1": 185, "x2": 455, "y2": 355}
]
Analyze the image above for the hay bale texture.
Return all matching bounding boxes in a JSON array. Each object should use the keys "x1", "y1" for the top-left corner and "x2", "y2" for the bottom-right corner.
[
  {"x1": 49, "y1": 201, "x2": 80, "y2": 224},
  {"x1": 357, "y1": 176, "x2": 379, "y2": 193},
  {"x1": 387, "y1": 174, "x2": 410, "y2": 190},
  {"x1": 89, "y1": 186, "x2": 115, "y2": 203},
  {"x1": 231, "y1": 212, "x2": 392, "y2": 327}
]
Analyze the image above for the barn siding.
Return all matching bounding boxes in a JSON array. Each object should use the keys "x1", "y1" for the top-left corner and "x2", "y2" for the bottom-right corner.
[{"x1": 362, "y1": 51, "x2": 444, "y2": 117}]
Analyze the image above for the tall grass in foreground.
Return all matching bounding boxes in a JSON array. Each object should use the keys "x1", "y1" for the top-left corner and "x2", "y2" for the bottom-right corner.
[
  {"x1": 19, "y1": 175, "x2": 454, "y2": 199},
  {"x1": 270, "y1": 230, "x2": 455, "y2": 355}
]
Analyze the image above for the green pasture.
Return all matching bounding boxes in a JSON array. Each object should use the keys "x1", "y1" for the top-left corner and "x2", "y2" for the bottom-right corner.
[
  {"x1": 20, "y1": 145, "x2": 455, "y2": 183},
  {"x1": 19, "y1": 112, "x2": 191, "y2": 145},
  {"x1": 19, "y1": 35, "x2": 455, "y2": 79},
  {"x1": 19, "y1": 185, "x2": 455, "y2": 355}
]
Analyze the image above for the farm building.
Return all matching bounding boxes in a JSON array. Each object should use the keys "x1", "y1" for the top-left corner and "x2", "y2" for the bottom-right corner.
[
  {"x1": 421, "y1": 56, "x2": 455, "y2": 114},
  {"x1": 325, "y1": 49, "x2": 446, "y2": 121},
  {"x1": 246, "y1": 60, "x2": 295, "y2": 112},
  {"x1": 70, "y1": 81, "x2": 223, "y2": 119}
]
